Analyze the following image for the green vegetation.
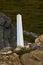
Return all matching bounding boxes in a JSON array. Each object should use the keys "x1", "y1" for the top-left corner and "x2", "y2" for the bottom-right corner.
[{"x1": 0, "y1": 0, "x2": 43, "y2": 42}]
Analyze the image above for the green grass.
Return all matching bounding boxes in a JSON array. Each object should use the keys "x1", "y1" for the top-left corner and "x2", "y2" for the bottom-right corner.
[{"x1": 0, "y1": 0, "x2": 43, "y2": 42}]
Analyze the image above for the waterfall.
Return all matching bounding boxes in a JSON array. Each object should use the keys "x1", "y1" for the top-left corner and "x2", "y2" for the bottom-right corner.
[{"x1": 16, "y1": 14, "x2": 24, "y2": 47}]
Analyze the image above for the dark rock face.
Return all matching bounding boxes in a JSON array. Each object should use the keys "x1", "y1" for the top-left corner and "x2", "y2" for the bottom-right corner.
[
  {"x1": 0, "y1": 13, "x2": 17, "y2": 50},
  {"x1": 10, "y1": 25, "x2": 17, "y2": 49}
]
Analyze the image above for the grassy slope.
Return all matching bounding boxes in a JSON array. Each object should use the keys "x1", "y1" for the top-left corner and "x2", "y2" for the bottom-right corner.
[{"x1": 0, "y1": 0, "x2": 43, "y2": 42}]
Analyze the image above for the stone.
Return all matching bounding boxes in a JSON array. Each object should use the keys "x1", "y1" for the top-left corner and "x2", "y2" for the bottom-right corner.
[
  {"x1": 24, "y1": 43, "x2": 38, "y2": 50},
  {"x1": 4, "y1": 27, "x2": 11, "y2": 47},
  {"x1": 39, "y1": 35, "x2": 43, "y2": 43},
  {"x1": 0, "y1": 47, "x2": 13, "y2": 55},
  {"x1": 0, "y1": 17, "x2": 5, "y2": 25},
  {"x1": 35, "y1": 35, "x2": 43, "y2": 48},
  {"x1": 10, "y1": 24, "x2": 17, "y2": 49},
  {"x1": 0, "y1": 26, "x2": 4, "y2": 50},
  {"x1": 25, "y1": 45, "x2": 29, "y2": 49},
  {"x1": 0, "y1": 13, "x2": 17, "y2": 50},
  {"x1": 35, "y1": 38, "x2": 40, "y2": 43},
  {"x1": 35, "y1": 35, "x2": 43, "y2": 43},
  {"x1": 0, "y1": 13, "x2": 11, "y2": 50},
  {"x1": 0, "y1": 13, "x2": 11, "y2": 27},
  {"x1": 0, "y1": 53, "x2": 21, "y2": 65},
  {"x1": 20, "y1": 50, "x2": 43, "y2": 65},
  {"x1": 15, "y1": 46, "x2": 24, "y2": 50}
]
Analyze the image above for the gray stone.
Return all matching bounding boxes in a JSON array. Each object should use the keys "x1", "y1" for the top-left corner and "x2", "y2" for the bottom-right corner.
[
  {"x1": 0, "y1": 13, "x2": 17, "y2": 50},
  {"x1": 10, "y1": 24, "x2": 17, "y2": 49},
  {"x1": 4, "y1": 16, "x2": 11, "y2": 28},
  {"x1": 0, "y1": 17, "x2": 5, "y2": 25},
  {"x1": 0, "y1": 13, "x2": 11, "y2": 27},
  {"x1": 0, "y1": 26, "x2": 4, "y2": 49},
  {"x1": 3, "y1": 27, "x2": 11, "y2": 47}
]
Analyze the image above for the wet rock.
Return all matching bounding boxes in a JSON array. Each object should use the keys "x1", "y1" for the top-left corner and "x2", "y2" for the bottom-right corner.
[{"x1": 20, "y1": 50, "x2": 43, "y2": 65}]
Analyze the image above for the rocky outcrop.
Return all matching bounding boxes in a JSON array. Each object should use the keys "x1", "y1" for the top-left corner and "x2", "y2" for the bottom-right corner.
[
  {"x1": 20, "y1": 50, "x2": 43, "y2": 65},
  {"x1": 0, "y1": 53, "x2": 21, "y2": 65},
  {"x1": 0, "y1": 48, "x2": 43, "y2": 65},
  {"x1": 35, "y1": 35, "x2": 43, "y2": 43},
  {"x1": 35, "y1": 35, "x2": 43, "y2": 49},
  {"x1": 0, "y1": 13, "x2": 43, "y2": 65},
  {"x1": 0, "y1": 34, "x2": 43, "y2": 65},
  {"x1": 0, "y1": 13, "x2": 17, "y2": 50}
]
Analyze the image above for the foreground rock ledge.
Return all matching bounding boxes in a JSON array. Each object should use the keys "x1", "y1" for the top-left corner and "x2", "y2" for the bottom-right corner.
[
  {"x1": 0, "y1": 52, "x2": 21, "y2": 65},
  {"x1": 20, "y1": 50, "x2": 43, "y2": 65},
  {"x1": 0, "y1": 47, "x2": 43, "y2": 65}
]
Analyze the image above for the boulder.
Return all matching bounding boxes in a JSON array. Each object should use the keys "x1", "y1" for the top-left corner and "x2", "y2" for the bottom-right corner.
[
  {"x1": 35, "y1": 35, "x2": 43, "y2": 49},
  {"x1": 0, "y1": 47, "x2": 13, "y2": 55},
  {"x1": 0, "y1": 13, "x2": 11, "y2": 50},
  {"x1": 0, "y1": 26, "x2": 4, "y2": 49},
  {"x1": 0, "y1": 53, "x2": 21, "y2": 65},
  {"x1": 0, "y1": 13, "x2": 11, "y2": 27},
  {"x1": 0, "y1": 13, "x2": 17, "y2": 50},
  {"x1": 10, "y1": 25, "x2": 17, "y2": 49},
  {"x1": 35, "y1": 35, "x2": 43, "y2": 43},
  {"x1": 20, "y1": 50, "x2": 43, "y2": 65}
]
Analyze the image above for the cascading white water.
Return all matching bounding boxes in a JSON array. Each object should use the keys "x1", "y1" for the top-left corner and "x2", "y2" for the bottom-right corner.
[{"x1": 16, "y1": 14, "x2": 24, "y2": 47}]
